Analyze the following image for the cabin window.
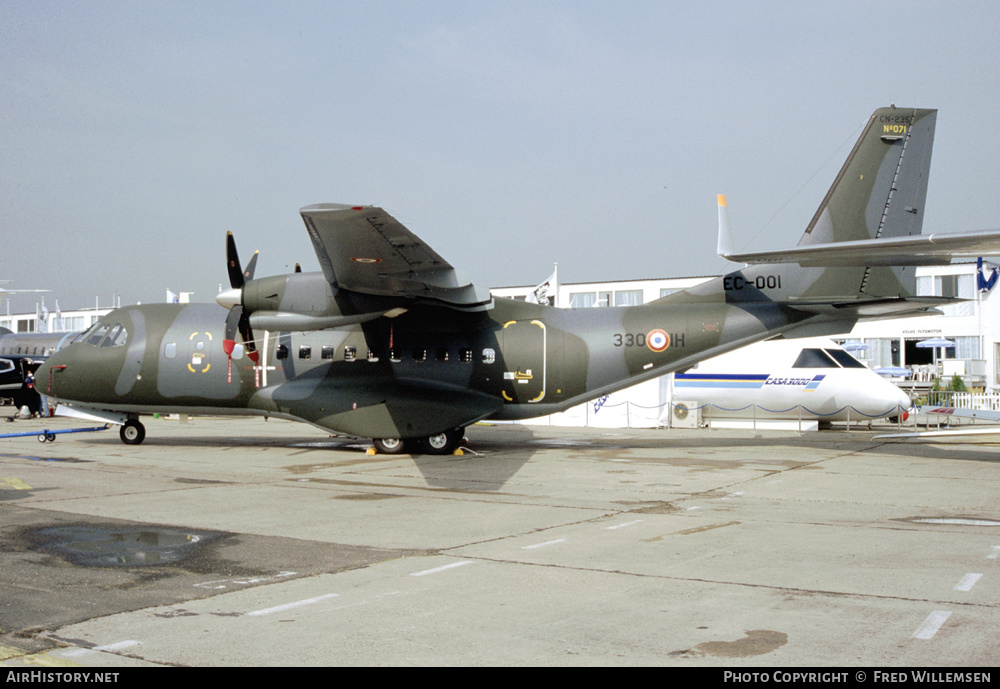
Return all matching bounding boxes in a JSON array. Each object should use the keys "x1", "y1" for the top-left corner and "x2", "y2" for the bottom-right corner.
[
  {"x1": 412, "y1": 348, "x2": 427, "y2": 362},
  {"x1": 482, "y1": 348, "x2": 496, "y2": 364},
  {"x1": 299, "y1": 345, "x2": 312, "y2": 359},
  {"x1": 164, "y1": 342, "x2": 177, "y2": 359},
  {"x1": 436, "y1": 347, "x2": 449, "y2": 362},
  {"x1": 276, "y1": 344, "x2": 288, "y2": 360},
  {"x1": 389, "y1": 348, "x2": 401, "y2": 363},
  {"x1": 459, "y1": 348, "x2": 473, "y2": 363},
  {"x1": 367, "y1": 349, "x2": 379, "y2": 362},
  {"x1": 344, "y1": 346, "x2": 356, "y2": 361}
]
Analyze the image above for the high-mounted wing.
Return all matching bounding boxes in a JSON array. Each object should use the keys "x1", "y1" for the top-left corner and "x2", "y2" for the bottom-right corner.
[{"x1": 300, "y1": 204, "x2": 491, "y2": 309}]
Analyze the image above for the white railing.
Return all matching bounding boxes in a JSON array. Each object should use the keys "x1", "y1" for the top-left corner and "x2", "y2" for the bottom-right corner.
[{"x1": 926, "y1": 391, "x2": 1000, "y2": 411}]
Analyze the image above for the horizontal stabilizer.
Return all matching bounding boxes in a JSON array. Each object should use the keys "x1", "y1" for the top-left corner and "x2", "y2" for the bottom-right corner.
[{"x1": 721, "y1": 228, "x2": 1000, "y2": 267}]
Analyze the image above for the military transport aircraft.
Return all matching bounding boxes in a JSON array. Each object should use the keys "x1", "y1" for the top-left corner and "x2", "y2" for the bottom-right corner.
[{"x1": 32, "y1": 106, "x2": 1000, "y2": 454}]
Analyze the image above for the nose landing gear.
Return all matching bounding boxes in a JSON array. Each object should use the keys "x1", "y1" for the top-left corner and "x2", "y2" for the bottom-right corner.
[{"x1": 120, "y1": 419, "x2": 146, "y2": 445}]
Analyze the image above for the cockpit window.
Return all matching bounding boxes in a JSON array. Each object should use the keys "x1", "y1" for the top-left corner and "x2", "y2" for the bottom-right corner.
[
  {"x1": 100, "y1": 324, "x2": 128, "y2": 347},
  {"x1": 825, "y1": 349, "x2": 866, "y2": 369},
  {"x1": 791, "y1": 348, "x2": 840, "y2": 368},
  {"x1": 76, "y1": 322, "x2": 128, "y2": 347},
  {"x1": 85, "y1": 324, "x2": 111, "y2": 346}
]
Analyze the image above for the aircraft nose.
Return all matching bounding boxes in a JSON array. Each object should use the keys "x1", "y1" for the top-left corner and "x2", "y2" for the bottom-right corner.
[
  {"x1": 886, "y1": 384, "x2": 912, "y2": 419},
  {"x1": 34, "y1": 362, "x2": 49, "y2": 394}
]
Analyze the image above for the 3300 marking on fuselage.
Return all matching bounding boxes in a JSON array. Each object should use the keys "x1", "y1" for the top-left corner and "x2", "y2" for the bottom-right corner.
[{"x1": 613, "y1": 331, "x2": 685, "y2": 350}]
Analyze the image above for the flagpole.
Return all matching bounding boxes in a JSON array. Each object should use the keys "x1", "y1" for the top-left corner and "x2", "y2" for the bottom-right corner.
[{"x1": 553, "y1": 262, "x2": 558, "y2": 307}]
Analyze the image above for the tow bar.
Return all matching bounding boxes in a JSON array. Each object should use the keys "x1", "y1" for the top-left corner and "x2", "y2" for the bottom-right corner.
[{"x1": 0, "y1": 425, "x2": 110, "y2": 443}]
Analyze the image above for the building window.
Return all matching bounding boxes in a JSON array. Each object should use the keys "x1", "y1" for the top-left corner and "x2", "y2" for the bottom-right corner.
[
  {"x1": 917, "y1": 273, "x2": 975, "y2": 316},
  {"x1": 615, "y1": 290, "x2": 643, "y2": 307}
]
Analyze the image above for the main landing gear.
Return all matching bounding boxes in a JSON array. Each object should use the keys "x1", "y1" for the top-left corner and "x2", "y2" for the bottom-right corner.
[
  {"x1": 120, "y1": 418, "x2": 146, "y2": 445},
  {"x1": 372, "y1": 428, "x2": 464, "y2": 456}
]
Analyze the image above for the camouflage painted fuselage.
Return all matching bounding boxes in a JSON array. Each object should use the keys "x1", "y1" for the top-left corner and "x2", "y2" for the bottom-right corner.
[{"x1": 37, "y1": 278, "x2": 821, "y2": 439}]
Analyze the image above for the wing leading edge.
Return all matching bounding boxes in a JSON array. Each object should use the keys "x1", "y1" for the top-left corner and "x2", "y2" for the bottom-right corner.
[{"x1": 300, "y1": 204, "x2": 491, "y2": 309}]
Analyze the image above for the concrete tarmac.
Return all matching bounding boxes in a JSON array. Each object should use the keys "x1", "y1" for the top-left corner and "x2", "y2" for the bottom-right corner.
[{"x1": 1, "y1": 414, "x2": 998, "y2": 667}]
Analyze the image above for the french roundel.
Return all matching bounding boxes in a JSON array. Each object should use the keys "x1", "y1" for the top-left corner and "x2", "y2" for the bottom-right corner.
[{"x1": 646, "y1": 329, "x2": 670, "y2": 352}]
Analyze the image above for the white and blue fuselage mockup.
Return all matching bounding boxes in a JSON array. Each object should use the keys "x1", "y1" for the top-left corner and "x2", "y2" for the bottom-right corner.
[{"x1": 673, "y1": 338, "x2": 911, "y2": 422}]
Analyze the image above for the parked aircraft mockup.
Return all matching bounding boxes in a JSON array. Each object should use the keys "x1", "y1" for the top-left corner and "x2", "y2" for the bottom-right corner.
[
  {"x1": 0, "y1": 329, "x2": 76, "y2": 412},
  {"x1": 33, "y1": 107, "x2": 1000, "y2": 453},
  {"x1": 673, "y1": 338, "x2": 911, "y2": 423}
]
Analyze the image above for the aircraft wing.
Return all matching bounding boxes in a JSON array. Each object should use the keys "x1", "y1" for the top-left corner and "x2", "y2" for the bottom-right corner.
[
  {"x1": 918, "y1": 405, "x2": 1000, "y2": 422},
  {"x1": 873, "y1": 406, "x2": 1000, "y2": 440},
  {"x1": 299, "y1": 204, "x2": 491, "y2": 309},
  {"x1": 873, "y1": 427, "x2": 1000, "y2": 440}
]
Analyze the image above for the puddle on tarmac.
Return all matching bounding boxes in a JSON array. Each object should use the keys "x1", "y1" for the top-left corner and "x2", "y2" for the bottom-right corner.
[
  {"x1": 671, "y1": 629, "x2": 788, "y2": 658},
  {"x1": 29, "y1": 525, "x2": 222, "y2": 567}
]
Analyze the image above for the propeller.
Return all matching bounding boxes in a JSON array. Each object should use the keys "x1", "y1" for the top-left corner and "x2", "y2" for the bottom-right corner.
[{"x1": 222, "y1": 232, "x2": 260, "y2": 365}]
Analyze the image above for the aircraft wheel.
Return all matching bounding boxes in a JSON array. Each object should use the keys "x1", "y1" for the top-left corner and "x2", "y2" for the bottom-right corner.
[
  {"x1": 421, "y1": 428, "x2": 463, "y2": 455},
  {"x1": 120, "y1": 419, "x2": 146, "y2": 445},
  {"x1": 373, "y1": 437, "x2": 406, "y2": 455}
]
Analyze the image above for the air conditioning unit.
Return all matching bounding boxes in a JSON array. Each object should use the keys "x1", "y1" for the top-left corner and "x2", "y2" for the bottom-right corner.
[{"x1": 671, "y1": 400, "x2": 702, "y2": 428}]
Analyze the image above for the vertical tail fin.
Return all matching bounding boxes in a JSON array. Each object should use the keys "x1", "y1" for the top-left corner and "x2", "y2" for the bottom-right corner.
[{"x1": 799, "y1": 107, "x2": 936, "y2": 247}]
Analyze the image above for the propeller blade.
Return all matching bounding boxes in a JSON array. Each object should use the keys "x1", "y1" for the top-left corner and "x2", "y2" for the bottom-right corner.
[
  {"x1": 238, "y1": 311, "x2": 259, "y2": 364},
  {"x1": 224, "y1": 232, "x2": 261, "y2": 364},
  {"x1": 244, "y1": 251, "x2": 259, "y2": 282},
  {"x1": 226, "y1": 232, "x2": 244, "y2": 289},
  {"x1": 223, "y1": 306, "x2": 241, "y2": 356}
]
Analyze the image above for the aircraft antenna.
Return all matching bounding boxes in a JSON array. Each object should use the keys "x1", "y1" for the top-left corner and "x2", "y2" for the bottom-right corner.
[{"x1": 740, "y1": 118, "x2": 867, "y2": 251}]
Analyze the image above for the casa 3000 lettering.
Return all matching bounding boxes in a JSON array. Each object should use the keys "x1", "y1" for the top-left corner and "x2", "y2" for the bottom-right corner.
[{"x1": 723, "y1": 274, "x2": 782, "y2": 291}]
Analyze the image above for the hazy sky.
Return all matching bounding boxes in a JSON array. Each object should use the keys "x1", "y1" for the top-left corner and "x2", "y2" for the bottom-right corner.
[{"x1": 3, "y1": 1, "x2": 999, "y2": 314}]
